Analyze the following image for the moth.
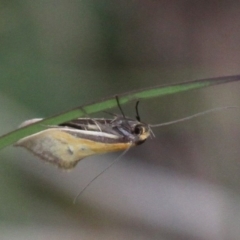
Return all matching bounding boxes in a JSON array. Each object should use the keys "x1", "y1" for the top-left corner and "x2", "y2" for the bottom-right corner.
[
  {"x1": 15, "y1": 94, "x2": 233, "y2": 170},
  {"x1": 15, "y1": 99, "x2": 151, "y2": 170}
]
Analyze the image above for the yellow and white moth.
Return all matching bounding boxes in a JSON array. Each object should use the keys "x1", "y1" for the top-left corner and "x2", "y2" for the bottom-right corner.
[
  {"x1": 15, "y1": 99, "x2": 151, "y2": 169},
  {"x1": 15, "y1": 97, "x2": 235, "y2": 171}
]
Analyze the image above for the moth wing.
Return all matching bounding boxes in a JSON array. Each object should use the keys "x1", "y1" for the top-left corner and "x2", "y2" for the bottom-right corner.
[
  {"x1": 15, "y1": 129, "x2": 95, "y2": 170},
  {"x1": 18, "y1": 118, "x2": 43, "y2": 128}
]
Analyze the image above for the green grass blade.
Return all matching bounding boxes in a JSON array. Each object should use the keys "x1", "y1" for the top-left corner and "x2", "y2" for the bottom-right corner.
[{"x1": 1, "y1": 74, "x2": 240, "y2": 150}]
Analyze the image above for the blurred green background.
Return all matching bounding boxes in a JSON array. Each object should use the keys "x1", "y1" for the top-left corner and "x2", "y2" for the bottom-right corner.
[{"x1": 1, "y1": 1, "x2": 240, "y2": 239}]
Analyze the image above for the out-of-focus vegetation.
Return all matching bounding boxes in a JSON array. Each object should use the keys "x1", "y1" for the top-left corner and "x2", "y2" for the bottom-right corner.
[{"x1": 1, "y1": 1, "x2": 240, "y2": 239}]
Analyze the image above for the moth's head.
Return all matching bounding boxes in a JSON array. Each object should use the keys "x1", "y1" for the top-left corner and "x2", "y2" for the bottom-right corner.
[
  {"x1": 128, "y1": 120, "x2": 150, "y2": 145},
  {"x1": 112, "y1": 117, "x2": 151, "y2": 145}
]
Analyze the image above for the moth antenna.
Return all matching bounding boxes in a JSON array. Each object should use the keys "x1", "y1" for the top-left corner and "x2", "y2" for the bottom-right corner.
[
  {"x1": 115, "y1": 96, "x2": 133, "y2": 131},
  {"x1": 115, "y1": 96, "x2": 126, "y2": 119},
  {"x1": 73, "y1": 144, "x2": 132, "y2": 203},
  {"x1": 150, "y1": 106, "x2": 238, "y2": 128},
  {"x1": 135, "y1": 101, "x2": 141, "y2": 121}
]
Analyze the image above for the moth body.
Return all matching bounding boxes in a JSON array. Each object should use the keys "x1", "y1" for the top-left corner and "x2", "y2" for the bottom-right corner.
[{"x1": 16, "y1": 116, "x2": 150, "y2": 169}]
